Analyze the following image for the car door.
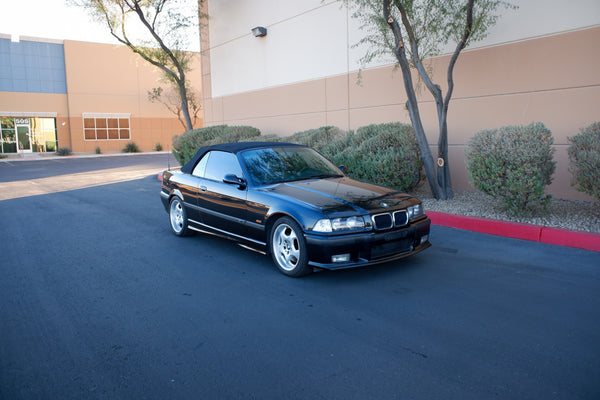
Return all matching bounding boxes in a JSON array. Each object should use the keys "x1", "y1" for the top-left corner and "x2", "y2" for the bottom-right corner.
[
  {"x1": 196, "y1": 151, "x2": 249, "y2": 237},
  {"x1": 176, "y1": 151, "x2": 211, "y2": 222}
]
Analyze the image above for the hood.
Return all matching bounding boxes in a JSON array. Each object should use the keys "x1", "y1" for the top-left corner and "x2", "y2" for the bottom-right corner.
[{"x1": 263, "y1": 177, "x2": 416, "y2": 216}]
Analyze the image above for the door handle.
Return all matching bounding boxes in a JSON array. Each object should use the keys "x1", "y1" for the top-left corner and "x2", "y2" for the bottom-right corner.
[{"x1": 200, "y1": 186, "x2": 207, "y2": 192}]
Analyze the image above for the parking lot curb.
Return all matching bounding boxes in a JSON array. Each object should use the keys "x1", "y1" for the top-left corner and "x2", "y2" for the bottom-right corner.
[{"x1": 427, "y1": 211, "x2": 600, "y2": 252}]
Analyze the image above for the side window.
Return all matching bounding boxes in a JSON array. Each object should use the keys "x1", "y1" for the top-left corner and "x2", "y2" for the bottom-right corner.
[
  {"x1": 192, "y1": 152, "x2": 210, "y2": 177},
  {"x1": 203, "y1": 151, "x2": 243, "y2": 181}
]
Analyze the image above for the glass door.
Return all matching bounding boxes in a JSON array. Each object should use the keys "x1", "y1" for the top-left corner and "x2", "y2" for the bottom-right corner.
[{"x1": 15, "y1": 119, "x2": 31, "y2": 153}]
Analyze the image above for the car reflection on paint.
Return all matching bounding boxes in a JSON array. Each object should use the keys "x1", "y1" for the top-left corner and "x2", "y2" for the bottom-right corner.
[{"x1": 160, "y1": 142, "x2": 431, "y2": 277}]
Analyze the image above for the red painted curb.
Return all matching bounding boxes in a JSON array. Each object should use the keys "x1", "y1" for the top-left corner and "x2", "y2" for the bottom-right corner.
[
  {"x1": 427, "y1": 211, "x2": 600, "y2": 252},
  {"x1": 540, "y1": 227, "x2": 600, "y2": 251}
]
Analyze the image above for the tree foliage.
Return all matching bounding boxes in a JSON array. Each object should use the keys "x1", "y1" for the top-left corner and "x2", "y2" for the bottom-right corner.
[
  {"x1": 72, "y1": 0, "x2": 204, "y2": 131},
  {"x1": 147, "y1": 85, "x2": 201, "y2": 130},
  {"x1": 344, "y1": 0, "x2": 514, "y2": 200}
]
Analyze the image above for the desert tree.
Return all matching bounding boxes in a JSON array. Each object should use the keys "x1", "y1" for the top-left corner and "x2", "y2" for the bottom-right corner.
[
  {"x1": 72, "y1": 0, "x2": 205, "y2": 131},
  {"x1": 147, "y1": 81, "x2": 201, "y2": 131},
  {"x1": 345, "y1": 0, "x2": 514, "y2": 199}
]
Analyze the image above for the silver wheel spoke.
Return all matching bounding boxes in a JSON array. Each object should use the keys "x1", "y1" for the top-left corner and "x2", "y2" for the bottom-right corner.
[
  {"x1": 170, "y1": 200, "x2": 184, "y2": 233},
  {"x1": 273, "y1": 224, "x2": 301, "y2": 271}
]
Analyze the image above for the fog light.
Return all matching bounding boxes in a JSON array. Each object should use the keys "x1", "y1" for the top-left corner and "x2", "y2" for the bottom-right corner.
[
  {"x1": 332, "y1": 254, "x2": 350, "y2": 263},
  {"x1": 420, "y1": 234, "x2": 429, "y2": 245}
]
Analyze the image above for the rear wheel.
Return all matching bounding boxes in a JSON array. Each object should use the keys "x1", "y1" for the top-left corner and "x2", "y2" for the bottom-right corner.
[
  {"x1": 269, "y1": 217, "x2": 311, "y2": 277},
  {"x1": 169, "y1": 197, "x2": 190, "y2": 236}
]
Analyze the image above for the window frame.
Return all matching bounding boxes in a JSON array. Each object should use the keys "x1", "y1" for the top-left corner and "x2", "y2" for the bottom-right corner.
[
  {"x1": 82, "y1": 113, "x2": 131, "y2": 141},
  {"x1": 194, "y1": 151, "x2": 244, "y2": 182}
]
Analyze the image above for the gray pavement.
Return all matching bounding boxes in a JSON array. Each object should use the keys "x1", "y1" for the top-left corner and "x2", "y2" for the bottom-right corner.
[{"x1": 1, "y1": 154, "x2": 599, "y2": 399}]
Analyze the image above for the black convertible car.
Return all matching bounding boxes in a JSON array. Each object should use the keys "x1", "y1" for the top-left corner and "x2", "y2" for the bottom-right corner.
[{"x1": 160, "y1": 142, "x2": 431, "y2": 276}]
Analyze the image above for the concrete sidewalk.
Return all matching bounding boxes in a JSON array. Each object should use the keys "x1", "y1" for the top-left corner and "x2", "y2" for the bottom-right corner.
[{"x1": 0, "y1": 150, "x2": 171, "y2": 162}]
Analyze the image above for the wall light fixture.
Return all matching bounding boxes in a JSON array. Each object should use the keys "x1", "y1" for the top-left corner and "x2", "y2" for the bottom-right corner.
[{"x1": 251, "y1": 26, "x2": 267, "y2": 37}]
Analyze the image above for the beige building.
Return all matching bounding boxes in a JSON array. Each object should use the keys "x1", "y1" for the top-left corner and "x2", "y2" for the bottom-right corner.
[
  {"x1": 0, "y1": 34, "x2": 202, "y2": 155},
  {"x1": 199, "y1": 0, "x2": 600, "y2": 201}
]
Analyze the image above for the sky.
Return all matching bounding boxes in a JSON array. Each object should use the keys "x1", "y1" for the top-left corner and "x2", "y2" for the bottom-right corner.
[{"x1": 0, "y1": 0, "x2": 200, "y2": 51}]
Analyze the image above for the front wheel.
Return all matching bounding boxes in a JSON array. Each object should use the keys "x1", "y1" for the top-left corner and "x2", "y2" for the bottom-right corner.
[
  {"x1": 269, "y1": 217, "x2": 311, "y2": 277},
  {"x1": 169, "y1": 196, "x2": 190, "y2": 236}
]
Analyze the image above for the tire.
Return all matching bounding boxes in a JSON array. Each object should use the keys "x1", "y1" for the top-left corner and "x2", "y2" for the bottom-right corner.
[
  {"x1": 269, "y1": 217, "x2": 311, "y2": 277},
  {"x1": 169, "y1": 196, "x2": 190, "y2": 236}
]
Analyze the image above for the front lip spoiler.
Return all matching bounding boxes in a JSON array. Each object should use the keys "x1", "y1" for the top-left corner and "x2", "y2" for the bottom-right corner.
[{"x1": 307, "y1": 241, "x2": 431, "y2": 270}]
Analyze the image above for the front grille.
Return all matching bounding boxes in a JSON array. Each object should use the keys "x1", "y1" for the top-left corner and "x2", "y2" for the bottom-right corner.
[
  {"x1": 372, "y1": 210, "x2": 409, "y2": 231},
  {"x1": 393, "y1": 210, "x2": 408, "y2": 227},
  {"x1": 372, "y1": 213, "x2": 393, "y2": 230}
]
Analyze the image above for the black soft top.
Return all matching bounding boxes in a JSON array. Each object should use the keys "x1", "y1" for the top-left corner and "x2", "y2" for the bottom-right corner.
[{"x1": 181, "y1": 141, "x2": 304, "y2": 174}]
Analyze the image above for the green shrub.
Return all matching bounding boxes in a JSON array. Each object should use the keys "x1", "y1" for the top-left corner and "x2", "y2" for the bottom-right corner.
[
  {"x1": 567, "y1": 122, "x2": 600, "y2": 200},
  {"x1": 57, "y1": 147, "x2": 71, "y2": 156},
  {"x1": 286, "y1": 123, "x2": 422, "y2": 192},
  {"x1": 170, "y1": 123, "x2": 423, "y2": 192},
  {"x1": 155, "y1": 143, "x2": 163, "y2": 152},
  {"x1": 172, "y1": 125, "x2": 226, "y2": 165},
  {"x1": 123, "y1": 142, "x2": 140, "y2": 153},
  {"x1": 172, "y1": 125, "x2": 261, "y2": 165},
  {"x1": 348, "y1": 123, "x2": 423, "y2": 191},
  {"x1": 240, "y1": 133, "x2": 280, "y2": 143},
  {"x1": 207, "y1": 125, "x2": 261, "y2": 146},
  {"x1": 465, "y1": 122, "x2": 556, "y2": 216},
  {"x1": 286, "y1": 126, "x2": 345, "y2": 150},
  {"x1": 95, "y1": 146, "x2": 102, "y2": 154}
]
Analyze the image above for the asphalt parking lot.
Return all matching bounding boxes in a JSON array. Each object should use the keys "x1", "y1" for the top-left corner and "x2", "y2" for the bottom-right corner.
[{"x1": 1, "y1": 154, "x2": 599, "y2": 399}]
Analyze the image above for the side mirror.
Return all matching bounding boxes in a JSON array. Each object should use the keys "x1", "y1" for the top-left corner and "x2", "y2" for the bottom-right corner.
[
  {"x1": 223, "y1": 174, "x2": 247, "y2": 190},
  {"x1": 338, "y1": 165, "x2": 347, "y2": 174}
]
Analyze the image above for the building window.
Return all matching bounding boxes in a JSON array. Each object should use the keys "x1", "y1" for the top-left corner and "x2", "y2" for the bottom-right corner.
[
  {"x1": 0, "y1": 117, "x2": 17, "y2": 153},
  {"x1": 83, "y1": 113, "x2": 130, "y2": 141},
  {"x1": 0, "y1": 117, "x2": 58, "y2": 153}
]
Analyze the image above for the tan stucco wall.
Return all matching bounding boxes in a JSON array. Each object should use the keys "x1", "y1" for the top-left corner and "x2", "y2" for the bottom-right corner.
[
  {"x1": 64, "y1": 40, "x2": 203, "y2": 153},
  {"x1": 202, "y1": 27, "x2": 600, "y2": 201},
  {"x1": 2, "y1": 38, "x2": 202, "y2": 153}
]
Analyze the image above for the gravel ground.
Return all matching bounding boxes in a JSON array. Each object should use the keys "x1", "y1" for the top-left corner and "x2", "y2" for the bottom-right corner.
[{"x1": 409, "y1": 186, "x2": 600, "y2": 234}]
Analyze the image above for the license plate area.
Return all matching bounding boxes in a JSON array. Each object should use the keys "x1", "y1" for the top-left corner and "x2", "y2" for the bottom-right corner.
[{"x1": 370, "y1": 238, "x2": 412, "y2": 259}]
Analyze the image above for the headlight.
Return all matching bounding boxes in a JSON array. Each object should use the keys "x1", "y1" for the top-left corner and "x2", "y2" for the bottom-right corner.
[
  {"x1": 407, "y1": 203, "x2": 424, "y2": 220},
  {"x1": 312, "y1": 216, "x2": 367, "y2": 233}
]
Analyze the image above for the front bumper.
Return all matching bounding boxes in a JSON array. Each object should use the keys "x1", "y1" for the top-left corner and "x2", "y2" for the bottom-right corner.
[{"x1": 305, "y1": 216, "x2": 431, "y2": 270}]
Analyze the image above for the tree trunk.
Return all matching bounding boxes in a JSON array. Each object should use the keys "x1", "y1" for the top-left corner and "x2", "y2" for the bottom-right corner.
[
  {"x1": 384, "y1": 0, "x2": 445, "y2": 199},
  {"x1": 178, "y1": 80, "x2": 193, "y2": 131},
  {"x1": 436, "y1": 115, "x2": 453, "y2": 200},
  {"x1": 383, "y1": 0, "x2": 477, "y2": 200}
]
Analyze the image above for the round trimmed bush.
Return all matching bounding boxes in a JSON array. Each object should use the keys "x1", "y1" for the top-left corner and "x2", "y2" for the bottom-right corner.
[
  {"x1": 123, "y1": 142, "x2": 140, "y2": 153},
  {"x1": 57, "y1": 147, "x2": 71, "y2": 156},
  {"x1": 568, "y1": 122, "x2": 600, "y2": 200},
  {"x1": 465, "y1": 122, "x2": 556, "y2": 216},
  {"x1": 286, "y1": 126, "x2": 346, "y2": 150},
  {"x1": 172, "y1": 125, "x2": 261, "y2": 165},
  {"x1": 305, "y1": 123, "x2": 423, "y2": 192}
]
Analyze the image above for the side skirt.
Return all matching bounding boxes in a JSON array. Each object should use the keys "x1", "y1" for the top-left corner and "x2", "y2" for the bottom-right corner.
[{"x1": 187, "y1": 218, "x2": 268, "y2": 254}]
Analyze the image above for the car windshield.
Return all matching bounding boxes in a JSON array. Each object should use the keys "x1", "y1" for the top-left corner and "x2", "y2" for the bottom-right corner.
[{"x1": 240, "y1": 146, "x2": 343, "y2": 186}]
